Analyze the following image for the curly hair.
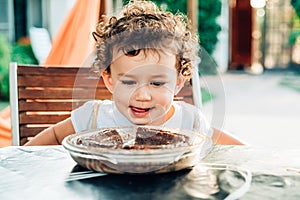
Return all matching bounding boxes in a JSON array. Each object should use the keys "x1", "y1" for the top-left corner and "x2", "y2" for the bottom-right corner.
[{"x1": 92, "y1": 0, "x2": 200, "y2": 79}]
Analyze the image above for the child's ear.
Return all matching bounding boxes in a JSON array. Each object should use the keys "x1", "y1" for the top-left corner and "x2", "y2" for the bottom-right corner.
[
  {"x1": 174, "y1": 75, "x2": 185, "y2": 95},
  {"x1": 101, "y1": 70, "x2": 114, "y2": 93}
]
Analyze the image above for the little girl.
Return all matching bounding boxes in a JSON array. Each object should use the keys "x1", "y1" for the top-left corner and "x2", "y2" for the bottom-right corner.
[{"x1": 26, "y1": 0, "x2": 241, "y2": 146}]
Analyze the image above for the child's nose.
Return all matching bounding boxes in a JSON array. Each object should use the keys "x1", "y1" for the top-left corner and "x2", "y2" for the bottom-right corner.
[{"x1": 134, "y1": 85, "x2": 151, "y2": 101}]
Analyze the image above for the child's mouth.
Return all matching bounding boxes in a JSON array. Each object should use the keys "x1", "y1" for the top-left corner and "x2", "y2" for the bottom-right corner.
[{"x1": 130, "y1": 106, "x2": 152, "y2": 117}]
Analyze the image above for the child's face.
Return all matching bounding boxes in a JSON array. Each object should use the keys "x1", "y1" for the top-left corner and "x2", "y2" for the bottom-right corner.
[{"x1": 102, "y1": 50, "x2": 184, "y2": 125}]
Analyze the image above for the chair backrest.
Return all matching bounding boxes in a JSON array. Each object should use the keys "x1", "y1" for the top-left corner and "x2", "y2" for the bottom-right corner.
[{"x1": 9, "y1": 63, "x2": 197, "y2": 145}]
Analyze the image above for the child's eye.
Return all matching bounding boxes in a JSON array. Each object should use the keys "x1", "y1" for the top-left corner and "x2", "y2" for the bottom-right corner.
[
  {"x1": 125, "y1": 49, "x2": 140, "y2": 56},
  {"x1": 121, "y1": 80, "x2": 136, "y2": 85},
  {"x1": 150, "y1": 81, "x2": 166, "y2": 87}
]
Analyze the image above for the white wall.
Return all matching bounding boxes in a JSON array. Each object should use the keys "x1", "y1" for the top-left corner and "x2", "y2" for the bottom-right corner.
[{"x1": 46, "y1": 0, "x2": 76, "y2": 38}]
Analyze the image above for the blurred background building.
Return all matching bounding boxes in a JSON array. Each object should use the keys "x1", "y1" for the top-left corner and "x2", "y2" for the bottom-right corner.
[
  {"x1": 0, "y1": 0, "x2": 76, "y2": 43},
  {"x1": 0, "y1": 0, "x2": 299, "y2": 71}
]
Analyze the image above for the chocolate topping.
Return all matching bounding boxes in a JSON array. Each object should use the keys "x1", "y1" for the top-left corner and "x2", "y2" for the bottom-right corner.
[
  {"x1": 76, "y1": 127, "x2": 189, "y2": 150},
  {"x1": 76, "y1": 129, "x2": 123, "y2": 148}
]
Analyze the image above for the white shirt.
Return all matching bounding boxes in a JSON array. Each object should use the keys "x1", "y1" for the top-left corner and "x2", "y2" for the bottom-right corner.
[{"x1": 71, "y1": 100, "x2": 212, "y2": 136}]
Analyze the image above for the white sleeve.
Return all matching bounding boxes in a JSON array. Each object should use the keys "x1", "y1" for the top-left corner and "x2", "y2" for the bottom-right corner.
[
  {"x1": 193, "y1": 108, "x2": 212, "y2": 137},
  {"x1": 194, "y1": 108, "x2": 214, "y2": 158},
  {"x1": 71, "y1": 101, "x2": 96, "y2": 132}
]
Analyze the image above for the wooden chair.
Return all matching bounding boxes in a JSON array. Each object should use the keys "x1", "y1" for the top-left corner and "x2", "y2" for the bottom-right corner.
[
  {"x1": 10, "y1": 63, "x2": 245, "y2": 145},
  {"x1": 9, "y1": 63, "x2": 112, "y2": 145}
]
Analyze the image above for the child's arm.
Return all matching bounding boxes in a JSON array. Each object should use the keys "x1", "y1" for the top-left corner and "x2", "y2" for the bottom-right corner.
[
  {"x1": 24, "y1": 118, "x2": 75, "y2": 146},
  {"x1": 212, "y1": 128, "x2": 245, "y2": 145}
]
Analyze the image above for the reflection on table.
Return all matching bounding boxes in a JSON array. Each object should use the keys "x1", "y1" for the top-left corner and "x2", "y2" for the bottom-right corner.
[{"x1": 0, "y1": 145, "x2": 299, "y2": 200}]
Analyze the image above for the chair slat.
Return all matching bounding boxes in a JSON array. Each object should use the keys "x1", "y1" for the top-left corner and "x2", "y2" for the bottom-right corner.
[
  {"x1": 175, "y1": 83, "x2": 193, "y2": 96},
  {"x1": 20, "y1": 138, "x2": 29, "y2": 146},
  {"x1": 17, "y1": 65, "x2": 92, "y2": 76},
  {"x1": 174, "y1": 84, "x2": 194, "y2": 104},
  {"x1": 20, "y1": 126, "x2": 50, "y2": 137},
  {"x1": 18, "y1": 101, "x2": 84, "y2": 111},
  {"x1": 18, "y1": 88, "x2": 111, "y2": 99},
  {"x1": 19, "y1": 113, "x2": 71, "y2": 124},
  {"x1": 18, "y1": 76, "x2": 102, "y2": 87}
]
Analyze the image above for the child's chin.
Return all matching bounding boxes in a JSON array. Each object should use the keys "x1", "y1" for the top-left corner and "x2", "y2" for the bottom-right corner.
[
  {"x1": 130, "y1": 119, "x2": 150, "y2": 126},
  {"x1": 132, "y1": 119, "x2": 164, "y2": 126}
]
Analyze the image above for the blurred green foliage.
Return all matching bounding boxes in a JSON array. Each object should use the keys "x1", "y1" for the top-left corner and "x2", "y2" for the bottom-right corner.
[
  {"x1": 288, "y1": 3, "x2": 300, "y2": 46},
  {"x1": 198, "y1": 0, "x2": 221, "y2": 55},
  {"x1": 280, "y1": 77, "x2": 300, "y2": 93},
  {"x1": 0, "y1": 35, "x2": 37, "y2": 100},
  {"x1": 0, "y1": 34, "x2": 11, "y2": 101},
  {"x1": 291, "y1": 0, "x2": 300, "y2": 18},
  {"x1": 11, "y1": 43, "x2": 38, "y2": 64},
  {"x1": 150, "y1": 0, "x2": 221, "y2": 55},
  {"x1": 289, "y1": 0, "x2": 300, "y2": 70},
  {"x1": 0, "y1": 101, "x2": 9, "y2": 111},
  {"x1": 288, "y1": 30, "x2": 300, "y2": 46},
  {"x1": 289, "y1": 0, "x2": 300, "y2": 43},
  {"x1": 201, "y1": 87, "x2": 214, "y2": 104}
]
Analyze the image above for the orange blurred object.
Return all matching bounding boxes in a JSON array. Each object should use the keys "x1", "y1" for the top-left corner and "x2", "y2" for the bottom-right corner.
[
  {"x1": 0, "y1": 0, "x2": 106, "y2": 147},
  {"x1": 0, "y1": 107, "x2": 12, "y2": 147},
  {"x1": 44, "y1": 0, "x2": 103, "y2": 66}
]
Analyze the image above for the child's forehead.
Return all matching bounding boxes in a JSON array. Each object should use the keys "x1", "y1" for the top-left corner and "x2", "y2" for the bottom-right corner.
[
  {"x1": 111, "y1": 64, "x2": 178, "y2": 81},
  {"x1": 110, "y1": 49, "x2": 177, "y2": 73}
]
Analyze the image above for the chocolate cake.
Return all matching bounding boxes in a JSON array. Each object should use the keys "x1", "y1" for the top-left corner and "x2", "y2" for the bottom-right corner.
[
  {"x1": 76, "y1": 129, "x2": 123, "y2": 148},
  {"x1": 134, "y1": 127, "x2": 189, "y2": 148},
  {"x1": 76, "y1": 127, "x2": 189, "y2": 150}
]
